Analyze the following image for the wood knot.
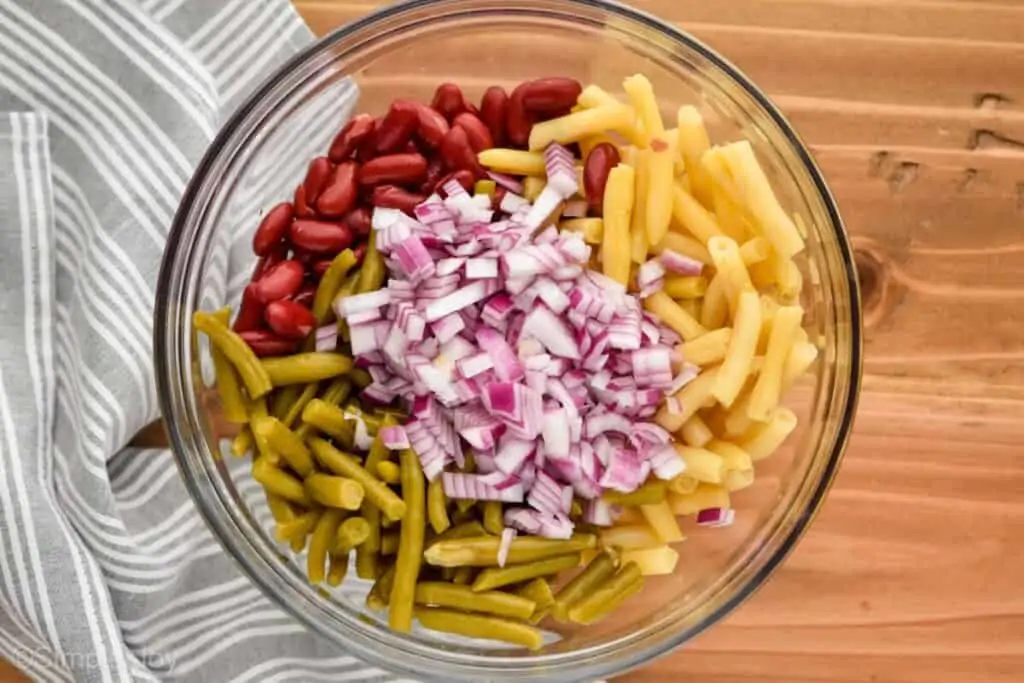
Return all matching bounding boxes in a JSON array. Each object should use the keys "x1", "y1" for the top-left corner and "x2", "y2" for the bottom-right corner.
[{"x1": 852, "y1": 239, "x2": 901, "y2": 330}]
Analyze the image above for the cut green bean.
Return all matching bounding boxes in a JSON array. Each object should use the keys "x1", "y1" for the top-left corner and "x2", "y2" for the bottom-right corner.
[
  {"x1": 303, "y1": 473, "x2": 364, "y2": 510},
  {"x1": 193, "y1": 311, "x2": 272, "y2": 398},
  {"x1": 414, "y1": 608, "x2": 543, "y2": 650},
  {"x1": 320, "y1": 378, "x2": 352, "y2": 406},
  {"x1": 381, "y1": 531, "x2": 400, "y2": 556},
  {"x1": 376, "y1": 460, "x2": 401, "y2": 484},
  {"x1": 356, "y1": 230, "x2": 386, "y2": 294},
  {"x1": 471, "y1": 554, "x2": 581, "y2": 592},
  {"x1": 231, "y1": 427, "x2": 253, "y2": 457},
  {"x1": 252, "y1": 458, "x2": 309, "y2": 505},
  {"x1": 452, "y1": 567, "x2": 476, "y2": 586},
  {"x1": 262, "y1": 353, "x2": 353, "y2": 386},
  {"x1": 248, "y1": 398, "x2": 279, "y2": 465},
  {"x1": 308, "y1": 508, "x2": 345, "y2": 585},
  {"x1": 366, "y1": 564, "x2": 395, "y2": 611},
  {"x1": 516, "y1": 578, "x2": 555, "y2": 624},
  {"x1": 309, "y1": 438, "x2": 407, "y2": 522},
  {"x1": 326, "y1": 551, "x2": 349, "y2": 586},
  {"x1": 552, "y1": 551, "x2": 618, "y2": 621},
  {"x1": 389, "y1": 448, "x2": 425, "y2": 633},
  {"x1": 313, "y1": 249, "x2": 357, "y2": 323},
  {"x1": 427, "y1": 478, "x2": 451, "y2": 535},
  {"x1": 603, "y1": 480, "x2": 668, "y2": 506},
  {"x1": 269, "y1": 385, "x2": 303, "y2": 421},
  {"x1": 302, "y1": 400, "x2": 356, "y2": 446},
  {"x1": 566, "y1": 562, "x2": 644, "y2": 625},
  {"x1": 415, "y1": 582, "x2": 536, "y2": 620},
  {"x1": 210, "y1": 308, "x2": 248, "y2": 423},
  {"x1": 424, "y1": 534, "x2": 597, "y2": 568},
  {"x1": 280, "y1": 382, "x2": 320, "y2": 429},
  {"x1": 252, "y1": 416, "x2": 315, "y2": 477},
  {"x1": 274, "y1": 509, "x2": 321, "y2": 543},
  {"x1": 356, "y1": 415, "x2": 396, "y2": 580},
  {"x1": 265, "y1": 493, "x2": 298, "y2": 524},
  {"x1": 431, "y1": 521, "x2": 487, "y2": 546},
  {"x1": 348, "y1": 367, "x2": 372, "y2": 389},
  {"x1": 334, "y1": 516, "x2": 370, "y2": 554},
  {"x1": 482, "y1": 501, "x2": 504, "y2": 535}
]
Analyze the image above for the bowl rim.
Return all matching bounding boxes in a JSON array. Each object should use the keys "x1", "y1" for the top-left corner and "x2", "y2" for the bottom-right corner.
[{"x1": 155, "y1": 0, "x2": 863, "y2": 679}]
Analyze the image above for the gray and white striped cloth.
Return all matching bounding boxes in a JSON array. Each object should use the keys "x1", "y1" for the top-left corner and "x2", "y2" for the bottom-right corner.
[{"x1": 0, "y1": 1, "x2": 400, "y2": 680}]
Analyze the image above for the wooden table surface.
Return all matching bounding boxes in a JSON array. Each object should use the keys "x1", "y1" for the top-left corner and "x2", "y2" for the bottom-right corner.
[
  {"x1": 289, "y1": 1, "x2": 1024, "y2": 682},
  {"x1": 3, "y1": 1, "x2": 1020, "y2": 682}
]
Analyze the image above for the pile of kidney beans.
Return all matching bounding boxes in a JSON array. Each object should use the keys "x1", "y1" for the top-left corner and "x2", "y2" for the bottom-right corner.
[{"x1": 231, "y1": 78, "x2": 584, "y2": 357}]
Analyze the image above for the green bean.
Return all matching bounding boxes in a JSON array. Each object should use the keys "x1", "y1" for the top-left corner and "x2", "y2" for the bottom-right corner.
[
  {"x1": 551, "y1": 551, "x2": 618, "y2": 621},
  {"x1": 455, "y1": 498, "x2": 476, "y2": 514},
  {"x1": 333, "y1": 516, "x2": 370, "y2": 554},
  {"x1": 308, "y1": 509, "x2": 345, "y2": 584},
  {"x1": 424, "y1": 534, "x2": 597, "y2": 568},
  {"x1": 280, "y1": 382, "x2": 319, "y2": 428},
  {"x1": 381, "y1": 531, "x2": 400, "y2": 556},
  {"x1": 415, "y1": 582, "x2": 537, "y2": 620},
  {"x1": 427, "y1": 478, "x2": 451, "y2": 535},
  {"x1": 389, "y1": 448, "x2": 425, "y2": 632},
  {"x1": 313, "y1": 249, "x2": 358, "y2": 323},
  {"x1": 348, "y1": 367, "x2": 372, "y2": 389},
  {"x1": 376, "y1": 460, "x2": 401, "y2": 484},
  {"x1": 275, "y1": 508, "x2": 321, "y2": 543},
  {"x1": 265, "y1": 493, "x2": 298, "y2": 524},
  {"x1": 302, "y1": 400, "x2": 356, "y2": 445},
  {"x1": 309, "y1": 438, "x2": 407, "y2": 522},
  {"x1": 471, "y1": 554, "x2": 581, "y2": 592},
  {"x1": 252, "y1": 416, "x2": 315, "y2": 477},
  {"x1": 269, "y1": 385, "x2": 303, "y2": 421},
  {"x1": 231, "y1": 427, "x2": 254, "y2": 457},
  {"x1": 247, "y1": 397, "x2": 280, "y2": 465},
  {"x1": 603, "y1": 480, "x2": 668, "y2": 506},
  {"x1": 414, "y1": 607, "x2": 543, "y2": 650},
  {"x1": 252, "y1": 457, "x2": 309, "y2": 505},
  {"x1": 570, "y1": 498, "x2": 584, "y2": 519},
  {"x1": 566, "y1": 562, "x2": 644, "y2": 625},
  {"x1": 290, "y1": 536, "x2": 307, "y2": 553},
  {"x1": 356, "y1": 416, "x2": 396, "y2": 579},
  {"x1": 326, "y1": 552, "x2": 349, "y2": 586},
  {"x1": 262, "y1": 352, "x2": 353, "y2": 386},
  {"x1": 356, "y1": 230, "x2": 386, "y2": 294},
  {"x1": 193, "y1": 311, "x2": 272, "y2": 398},
  {"x1": 482, "y1": 501, "x2": 503, "y2": 535},
  {"x1": 452, "y1": 567, "x2": 476, "y2": 585},
  {"x1": 366, "y1": 564, "x2": 395, "y2": 612},
  {"x1": 431, "y1": 521, "x2": 487, "y2": 546},
  {"x1": 342, "y1": 402, "x2": 383, "y2": 435},
  {"x1": 516, "y1": 578, "x2": 555, "y2": 624},
  {"x1": 210, "y1": 308, "x2": 248, "y2": 423},
  {"x1": 320, "y1": 378, "x2": 353, "y2": 406},
  {"x1": 304, "y1": 473, "x2": 364, "y2": 510}
]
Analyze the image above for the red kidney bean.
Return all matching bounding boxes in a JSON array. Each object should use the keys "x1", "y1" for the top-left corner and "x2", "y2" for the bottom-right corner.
[
  {"x1": 251, "y1": 202, "x2": 293, "y2": 256},
  {"x1": 376, "y1": 101, "x2": 419, "y2": 154},
  {"x1": 420, "y1": 158, "x2": 445, "y2": 194},
  {"x1": 434, "y1": 170, "x2": 475, "y2": 195},
  {"x1": 302, "y1": 157, "x2": 333, "y2": 204},
  {"x1": 355, "y1": 118, "x2": 381, "y2": 162},
  {"x1": 357, "y1": 153, "x2": 428, "y2": 186},
  {"x1": 316, "y1": 162, "x2": 358, "y2": 217},
  {"x1": 311, "y1": 259, "x2": 335, "y2": 279},
  {"x1": 372, "y1": 185, "x2": 426, "y2": 214},
  {"x1": 479, "y1": 86, "x2": 508, "y2": 147},
  {"x1": 328, "y1": 114, "x2": 375, "y2": 162},
  {"x1": 292, "y1": 247, "x2": 317, "y2": 270},
  {"x1": 253, "y1": 260, "x2": 305, "y2": 303},
  {"x1": 251, "y1": 242, "x2": 288, "y2": 281},
  {"x1": 232, "y1": 283, "x2": 266, "y2": 332},
  {"x1": 440, "y1": 126, "x2": 483, "y2": 176},
  {"x1": 520, "y1": 77, "x2": 582, "y2": 114},
  {"x1": 239, "y1": 330, "x2": 299, "y2": 357},
  {"x1": 264, "y1": 299, "x2": 317, "y2": 340},
  {"x1": 343, "y1": 206, "x2": 372, "y2": 237},
  {"x1": 293, "y1": 282, "x2": 317, "y2": 308},
  {"x1": 289, "y1": 220, "x2": 354, "y2": 254},
  {"x1": 412, "y1": 101, "x2": 450, "y2": 148},
  {"x1": 453, "y1": 112, "x2": 493, "y2": 152},
  {"x1": 506, "y1": 83, "x2": 534, "y2": 149},
  {"x1": 431, "y1": 83, "x2": 467, "y2": 121},
  {"x1": 583, "y1": 142, "x2": 621, "y2": 209},
  {"x1": 293, "y1": 183, "x2": 315, "y2": 219},
  {"x1": 493, "y1": 186, "x2": 507, "y2": 210}
]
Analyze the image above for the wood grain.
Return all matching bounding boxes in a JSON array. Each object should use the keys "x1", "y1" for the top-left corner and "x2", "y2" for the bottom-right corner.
[{"x1": 289, "y1": 1, "x2": 1024, "y2": 682}]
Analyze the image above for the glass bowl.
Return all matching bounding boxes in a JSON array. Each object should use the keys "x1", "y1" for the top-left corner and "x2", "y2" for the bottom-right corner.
[{"x1": 154, "y1": 0, "x2": 862, "y2": 680}]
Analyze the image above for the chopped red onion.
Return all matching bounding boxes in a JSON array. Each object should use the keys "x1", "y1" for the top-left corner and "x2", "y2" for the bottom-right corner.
[
  {"x1": 583, "y1": 499, "x2": 614, "y2": 526},
  {"x1": 423, "y1": 281, "x2": 494, "y2": 322},
  {"x1": 379, "y1": 425, "x2": 410, "y2": 449},
  {"x1": 442, "y1": 473, "x2": 524, "y2": 502},
  {"x1": 696, "y1": 507, "x2": 735, "y2": 527},
  {"x1": 497, "y1": 527, "x2": 517, "y2": 568},
  {"x1": 660, "y1": 249, "x2": 704, "y2": 276},
  {"x1": 315, "y1": 324, "x2": 338, "y2": 352},
  {"x1": 465, "y1": 257, "x2": 499, "y2": 279},
  {"x1": 334, "y1": 289, "x2": 391, "y2": 318},
  {"x1": 647, "y1": 443, "x2": 687, "y2": 480},
  {"x1": 488, "y1": 171, "x2": 525, "y2": 194}
]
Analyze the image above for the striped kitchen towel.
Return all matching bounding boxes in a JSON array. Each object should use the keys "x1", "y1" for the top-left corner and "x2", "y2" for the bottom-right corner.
[{"x1": 0, "y1": 1, "x2": 401, "y2": 681}]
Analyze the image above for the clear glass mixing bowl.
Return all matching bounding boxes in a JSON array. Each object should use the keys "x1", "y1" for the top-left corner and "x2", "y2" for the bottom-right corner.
[{"x1": 154, "y1": 0, "x2": 862, "y2": 680}]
